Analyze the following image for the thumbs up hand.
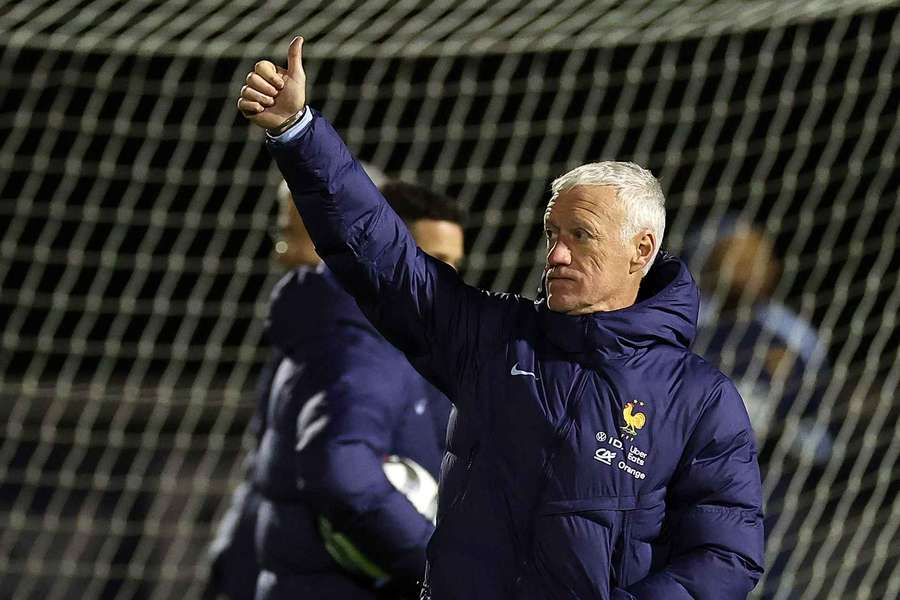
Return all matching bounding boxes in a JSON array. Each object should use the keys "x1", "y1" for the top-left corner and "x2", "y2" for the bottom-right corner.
[{"x1": 238, "y1": 36, "x2": 306, "y2": 130}]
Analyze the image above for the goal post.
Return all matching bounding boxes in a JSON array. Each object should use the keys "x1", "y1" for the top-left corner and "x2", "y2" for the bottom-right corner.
[{"x1": 2, "y1": 2, "x2": 899, "y2": 598}]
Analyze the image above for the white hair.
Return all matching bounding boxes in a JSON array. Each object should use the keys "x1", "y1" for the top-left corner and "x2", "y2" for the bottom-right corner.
[{"x1": 550, "y1": 161, "x2": 666, "y2": 276}]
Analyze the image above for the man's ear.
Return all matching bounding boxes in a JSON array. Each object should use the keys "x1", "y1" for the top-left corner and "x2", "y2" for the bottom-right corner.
[{"x1": 630, "y1": 229, "x2": 655, "y2": 275}]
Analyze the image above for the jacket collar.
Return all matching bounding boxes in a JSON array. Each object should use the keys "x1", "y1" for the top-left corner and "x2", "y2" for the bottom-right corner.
[{"x1": 535, "y1": 251, "x2": 699, "y2": 361}]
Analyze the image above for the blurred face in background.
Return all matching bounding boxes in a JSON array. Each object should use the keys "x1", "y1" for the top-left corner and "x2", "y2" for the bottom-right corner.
[
  {"x1": 701, "y1": 226, "x2": 781, "y2": 310},
  {"x1": 411, "y1": 219, "x2": 465, "y2": 271}
]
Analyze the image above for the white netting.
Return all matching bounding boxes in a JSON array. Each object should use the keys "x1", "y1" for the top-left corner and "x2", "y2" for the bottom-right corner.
[{"x1": 1, "y1": 1, "x2": 898, "y2": 598}]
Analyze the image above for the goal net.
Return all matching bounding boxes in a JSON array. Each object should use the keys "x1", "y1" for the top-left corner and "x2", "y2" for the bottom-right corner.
[{"x1": 2, "y1": 1, "x2": 898, "y2": 598}]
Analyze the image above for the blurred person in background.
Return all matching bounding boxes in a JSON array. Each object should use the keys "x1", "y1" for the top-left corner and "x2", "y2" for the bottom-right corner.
[
  {"x1": 207, "y1": 178, "x2": 465, "y2": 600},
  {"x1": 685, "y1": 217, "x2": 831, "y2": 465},
  {"x1": 683, "y1": 217, "x2": 833, "y2": 598},
  {"x1": 205, "y1": 179, "x2": 320, "y2": 600}
]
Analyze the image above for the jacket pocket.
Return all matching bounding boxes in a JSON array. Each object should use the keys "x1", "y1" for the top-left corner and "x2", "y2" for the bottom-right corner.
[
  {"x1": 530, "y1": 507, "x2": 618, "y2": 599},
  {"x1": 532, "y1": 490, "x2": 667, "y2": 598}
]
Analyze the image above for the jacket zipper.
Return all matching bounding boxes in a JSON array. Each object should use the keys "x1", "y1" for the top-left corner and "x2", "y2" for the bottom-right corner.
[{"x1": 618, "y1": 512, "x2": 632, "y2": 587}]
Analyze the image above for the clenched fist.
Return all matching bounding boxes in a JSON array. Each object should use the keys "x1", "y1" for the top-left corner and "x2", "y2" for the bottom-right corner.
[{"x1": 238, "y1": 36, "x2": 307, "y2": 131}]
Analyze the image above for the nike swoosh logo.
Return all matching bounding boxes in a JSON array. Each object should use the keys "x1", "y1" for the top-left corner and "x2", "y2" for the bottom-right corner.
[{"x1": 511, "y1": 362, "x2": 538, "y2": 378}]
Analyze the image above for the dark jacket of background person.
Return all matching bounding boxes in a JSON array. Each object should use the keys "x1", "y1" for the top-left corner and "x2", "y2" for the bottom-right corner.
[
  {"x1": 266, "y1": 111, "x2": 765, "y2": 600},
  {"x1": 211, "y1": 264, "x2": 450, "y2": 600},
  {"x1": 206, "y1": 352, "x2": 277, "y2": 599}
]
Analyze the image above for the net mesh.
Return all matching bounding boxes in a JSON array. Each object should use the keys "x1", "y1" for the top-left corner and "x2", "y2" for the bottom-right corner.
[{"x1": 2, "y1": 1, "x2": 899, "y2": 598}]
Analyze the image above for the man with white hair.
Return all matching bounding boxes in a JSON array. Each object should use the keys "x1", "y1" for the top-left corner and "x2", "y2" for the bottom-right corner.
[
  {"x1": 236, "y1": 38, "x2": 764, "y2": 599},
  {"x1": 543, "y1": 162, "x2": 666, "y2": 314}
]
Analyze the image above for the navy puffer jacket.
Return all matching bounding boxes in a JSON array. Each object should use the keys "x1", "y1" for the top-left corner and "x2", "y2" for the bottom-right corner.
[{"x1": 269, "y1": 111, "x2": 765, "y2": 600}]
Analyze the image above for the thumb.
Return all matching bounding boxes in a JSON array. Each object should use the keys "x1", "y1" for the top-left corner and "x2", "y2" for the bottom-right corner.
[{"x1": 287, "y1": 36, "x2": 303, "y2": 78}]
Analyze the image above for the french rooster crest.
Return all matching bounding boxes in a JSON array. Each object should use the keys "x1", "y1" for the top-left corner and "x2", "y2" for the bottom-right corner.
[{"x1": 621, "y1": 400, "x2": 647, "y2": 437}]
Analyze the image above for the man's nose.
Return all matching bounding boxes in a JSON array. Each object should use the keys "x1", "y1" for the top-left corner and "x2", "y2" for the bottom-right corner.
[{"x1": 547, "y1": 240, "x2": 571, "y2": 266}]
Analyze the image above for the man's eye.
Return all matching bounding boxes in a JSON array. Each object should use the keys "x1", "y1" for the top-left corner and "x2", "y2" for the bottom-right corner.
[
  {"x1": 574, "y1": 229, "x2": 588, "y2": 241},
  {"x1": 545, "y1": 229, "x2": 555, "y2": 240}
]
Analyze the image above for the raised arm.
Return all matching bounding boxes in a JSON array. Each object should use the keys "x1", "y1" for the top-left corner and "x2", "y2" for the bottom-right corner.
[{"x1": 238, "y1": 38, "x2": 511, "y2": 403}]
